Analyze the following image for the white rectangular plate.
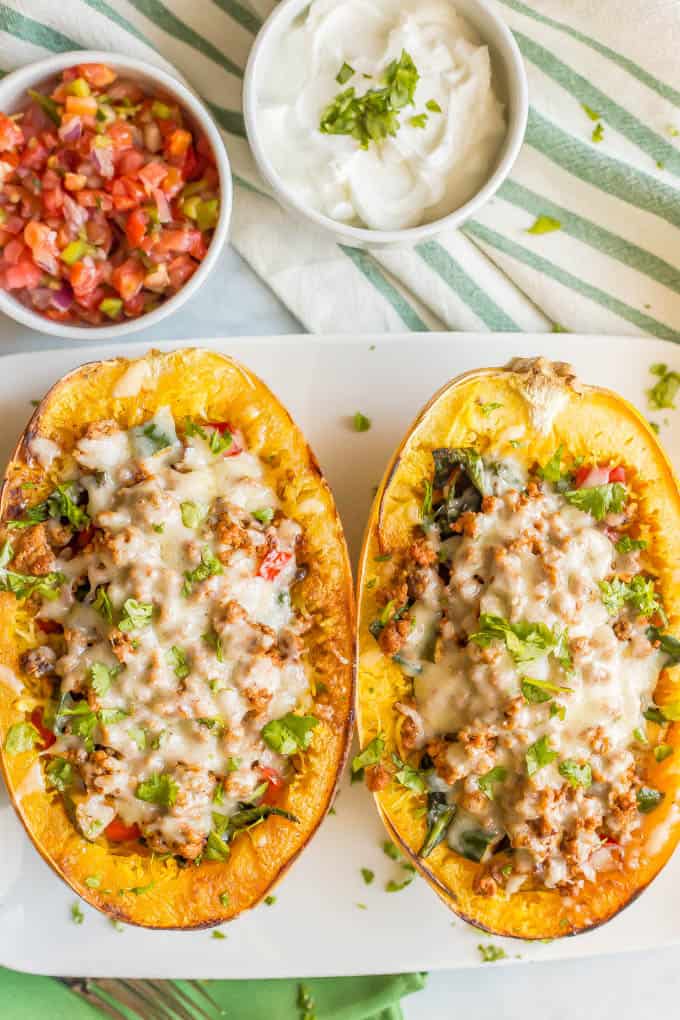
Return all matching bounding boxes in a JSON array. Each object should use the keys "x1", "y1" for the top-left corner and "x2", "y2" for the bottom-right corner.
[{"x1": 1, "y1": 332, "x2": 679, "y2": 979}]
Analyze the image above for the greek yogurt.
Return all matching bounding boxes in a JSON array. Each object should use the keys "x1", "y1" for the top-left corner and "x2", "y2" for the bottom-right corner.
[{"x1": 256, "y1": 0, "x2": 507, "y2": 230}]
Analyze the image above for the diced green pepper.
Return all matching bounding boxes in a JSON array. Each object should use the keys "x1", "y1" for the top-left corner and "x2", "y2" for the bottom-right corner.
[
  {"x1": 66, "y1": 77, "x2": 91, "y2": 98},
  {"x1": 27, "y1": 90, "x2": 61, "y2": 126},
  {"x1": 181, "y1": 195, "x2": 201, "y2": 220},
  {"x1": 99, "y1": 297, "x2": 123, "y2": 319},
  {"x1": 151, "y1": 100, "x2": 172, "y2": 120},
  {"x1": 196, "y1": 199, "x2": 219, "y2": 231},
  {"x1": 60, "y1": 239, "x2": 92, "y2": 265}
]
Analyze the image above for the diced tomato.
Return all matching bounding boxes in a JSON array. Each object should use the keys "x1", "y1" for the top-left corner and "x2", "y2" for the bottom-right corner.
[
  {"x1": 167, "y1": 255, "x2": 196, "y2": 290},
  {"x1": 181, "y1": 144, "x2": 200, "y2": 181},
  {"x1": 574, "y1": 464, "x2": 612, "y2": 489},
  {"x1": 76, "y1": 188, "x2": 112, "y2": 211},
  {"x1": 42, "y1": 183, "x2": 64, "y2": 216},
  {"x1": 156, "y1": 227, "x2": 201, "y2": 255},
  {"x1": 30, "y1": 707, "x2": 56, "y2": 749},
  {"x1": 259, "y1": 766, "x2": 285, "y2": 805},
  {"x1": 107, "y1": 121, "x2": 135, "y2": 150},
  {"x1": 165, "y1": 128, "x2": 192, "y2": 159},
  {"x1": 111, "y1": 257, "x2": 145, "y2": 302},
  {"x1": 69, "y1": 258, "x2": 100, "y2": 302},
  {"x1": 111, "y1": 175, "x2": 146, "y2": 211},
  {"x1": 3, "y1": 238, "x2": 27, "y2": 265},
  {"x1": 5, "y1": 260, "x2": 43, "y2": 290},
  {"x1": 0, "y1": 113, "x2": 23, "y2": 152},
  {"x1": 258, "y1": 548, "x2": 293, "y2": 582},
  {"x1": 124, "y1": 292, "x2": 146, "y2": 317},
  {"x1": 125, "y1": 208, "x2": 148, "y2": 247},
  {"x1": 138, "y1": 161, "x2": 167, "y2": 192},
  {"x1": 160, "y1": 164, "x2": 184, "y2": 198},
  {"x1": 105, "y1": 817, "x2": 141, "y2": 843},
  {"x1": 78, "y1": 63, "x2": 117, "y2": 88},
  {"x1": 117, "y1": 149, "x2": 146, "y2": 177},
  {"x1": 608, "y1": 466, "x2": 626, "y2": 483}
]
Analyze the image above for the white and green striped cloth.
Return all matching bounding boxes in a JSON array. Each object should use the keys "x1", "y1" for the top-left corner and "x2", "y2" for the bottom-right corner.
[{"x1": 1, "y1": 0, "x2": 679, "y2": 341}]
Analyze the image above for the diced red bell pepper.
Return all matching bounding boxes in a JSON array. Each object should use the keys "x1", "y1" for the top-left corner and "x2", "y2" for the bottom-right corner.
[
  {"x1": 30, "y1": 707, "x2": 56, "y2": 748},
  {"x1": 125, "y1": 207, "x2": 148, "y2": 248},
  {"x1": 105, "y1": 817, "x2": 141, "y2": 842},
  {"x1": 111, "y1": 257, "x2": 145, "y2": 302},
  {"x1": 258, "y1": 548, "x2": 293, "y2": 582},
  {"x1": 608, "y1": 465, "x2": 626, "y2": 483},
  {"x1": 259, "y1": 765, "x2": 285, "y2": 805},
  {"x1": 5, "y1": 260, "x2": 43, "y2": 290}
]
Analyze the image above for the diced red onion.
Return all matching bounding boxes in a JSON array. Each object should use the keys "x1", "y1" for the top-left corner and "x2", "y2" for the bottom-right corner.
[
  {"x1": 63, "y1": 194, "x2": 88, "y2": 233},
  {"x1": 143, "y1": 121, "x2": 162, "y2": 153},
  {"x1": 91, "y1": 145, "x2": 114, "y2": 179},
  {"x1": 51, "y1": 282, "x2": 74, "y2": 311},
  {"x1": 58, "y1": 116, "x2": 82, "y2": 143},
  {"x1": 30, "y1": 287, "x2": 54, "y2": 311},
  {"x1": 578, "y1": 465, "x2": 611, "y2": 489},
  {"x1": 153, "y1": 188, "x2": 171, "y2": 223}
]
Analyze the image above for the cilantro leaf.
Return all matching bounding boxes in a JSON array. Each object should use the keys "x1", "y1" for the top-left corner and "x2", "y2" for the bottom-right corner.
[
  {"x1": 183, "y1": 547, "x2": 223, "y2": 594},
  {"x1": 252, "y1": 507, "x2": 274, "y2": 525},
  {"x1": 336, "y1": 62, "x2": 355, "y2": 84},
  {"x1": 89, "y1": 662, "x2": 121, "y2": 697},
  {"x1": 637, "y1": 786, "x2": 665, "y2": 814},
  {"x1": 478, "y1": 944, "x2": 506, "y2": 963},
  {"x1": 353, "y1": 411, "x2": 371, "y2": 432},
  {"x1": 4, "y1": 720, "x2": 41, "y2": 754},
  {"x1": 118, "y1": 598, "x2": 153, "y2": 632},
  {"x1": 391, "y1": 753, "x2": 426, "y2": 793},
  {"x1": 92, "y1": 586, "x2": 113, "y2": 622},
  {"x1": 648, "y1": 365, "x2": 680, "y2": 410},
  {"x1": 558, "y1": 759, "x2": 592, "y2": 788},
  {"x1": 352, "y1": 733, "x2": 385, "y2": 774},
  {"x1": 141, "y1": 423, "x2": 172, "y2": 453},
  {"x1": 525, "y1": 736, "x2": 557, "y2": 777},
  {"x1": 135, "y1": 772, "x2": 178, "y2": 809},
  {"x1": 564, "y1": 482, "x2": 627, "y2": 520},
  {"x1": 46, "y1": 757, "x2": 74, "y2": 791},
  {"x1": 0, "y1": 568, "x2": 65, "y2": 601},
  {"x1": 470, "y1": 614, "x2": 571, "y2": 670},
  {"x1": 527, "y1": 215, "x2": 561, "y2": 234},
  {"x1": 599, "y1": 575, "x2": 664, "y2": 619},
  {"x1": 615, "y1": 535, "x2": 647, "y2": 554},
  {"x1": 180, "y1": 501, "x2": 206, "y2": 529},
  {"x1": 361, "y1": 867, "x2": 374, "y2": 885},
  {"x1": 654, "y1": 744, "x2": 673, "y2": 763},
  {"x1": 261, "y1": 713, "x2": 318, "y2": 755},
  {"x1": 166, "y1": 645, "x2": 190, "y2": 679},
  {"x1": 477, "y1": 766, "x2": 507, "y2": 800}
]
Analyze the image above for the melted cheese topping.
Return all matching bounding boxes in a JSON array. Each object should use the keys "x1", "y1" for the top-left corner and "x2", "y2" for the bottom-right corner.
[
  {"x1": 29, "y1": 410, "x2": 309, "y2": 857},
  {"x1": 399, "y1": 482, "x2": 663, "y2": 890}
]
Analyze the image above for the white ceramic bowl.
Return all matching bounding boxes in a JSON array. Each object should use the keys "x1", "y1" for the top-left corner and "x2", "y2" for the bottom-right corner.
[
  {"x1": 244, "y1": 0, "x2": 527, "y2": 249},
  {"x1": 0, "y1": 50, "x2": 232, "y2": 339}
]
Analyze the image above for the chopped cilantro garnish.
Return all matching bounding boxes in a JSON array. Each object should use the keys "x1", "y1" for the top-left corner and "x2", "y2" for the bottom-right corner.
[
  {"x1": 264, "y1": 895, "x2": 277, "y2": 906},
  {"x1": 592, "y1": 122, "x2": 604, "y2": 142},
  {"x1": 637, "y1": 786, "x2": 664, "y2": 813},
  {"x1": 558, "y1": 759, "x2": 592, "y2": 788},
  {"x1": 654, "y1": 743, "x2": 673, "y2": 762},
  {"x1": 89, "y1": 661, "x2": 121, "y2": 697},
  {"x1": 410, "y1": 113, "x2": 427, "y2": 128},
  {"x1": 180, "y1": 501, "x2": 206, "y2": 529},
  {"x1": 564, "y1": 482, "x2": 627, "y2": 520},
  {"x1": 521, "y1": 675, "x2": 571, "y2": 704},
  {"x1": 92, "y1": 585, "x2": 113, "y2": 622},
  {"x1": 261, "y1": 713, "x2": 318, "y2": 755},
  {"x1": 525, "y1": 736, "x2": 557, "y2": 777},
  {"x1": 4, "y1": 720, "x2": 41, "y2": 754},
  {"x1": 141, "y1": 422, "x2": 172, "y2": 453},
  {"x1": 582, "y1": 103, "x2": 601, "y2": 121},
  {"x1": 70, "y1": 902, "x2": 84, "y2": 925},
  {"x1": 426, "y1": 99, "x2": 442, "y2": 113},
  {"x1": 118, "y1": 598, "x2": 153, "y2": 632},
  {"x1": 386, "y1": 874, "x2": 414, "y2": 892},
  {"x1": 353, "y1": 411, "x2": 371, "y2": 432},
  {"x1": 183, "y1": 547, "x2": 223, "y2": 594},
  {"x1": 383, "y1": 840, "x2": 400, "y2": 861},
  {"x1": 477, "y1": 766, "x2": 507, "y2": 800},
  {"x1": 135, "y1": 772, "x2": 179, "y2": 809},
  {"x1": 478, "y1": 944, "x2": 506, "y2": 962},
  {"x1": 479, "y1": 401, "x2": 503, "y2": 417},
  {"x1": 211, "y1": 930, "x2": 227, "y2": 939},
  {"x1": 391, "y1": 753, "x2": 426, "y2": 793},
  {"x1": 167, "y1": 645, "x2": 190, "y2": 679},
  {"x1": 599, "y1": 575, "x2": 664, "y2": 620},
  {"x1": 219, "y1": 891, "x2": 230, "y2": 907},
  {"x1": 615, "y1": 535, "x2": 647, "y2": 554},
  {"x1": 648, "y1": 363, "x2": 680, "y2": 410},
  {"x1": 470, "y1": 614, "x2": 572, "y2": 671},
  {"x1": 361, "y1": 867, "x2": 375, "y2": 885},
  {"x1": 352, "y1": 733, "x2": 385, "y2": 774}
]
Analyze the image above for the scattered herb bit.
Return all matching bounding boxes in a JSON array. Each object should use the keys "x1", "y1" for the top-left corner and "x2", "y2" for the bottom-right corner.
[
  {"x1": 356, "y1": 902, "x2": 367, "y2": 910},
  {"x1": 89, "y1": 661, "x2": 120, "y2": 698},
  {"x1": 526, "y1": 215, "x2": 561, "y2": 235},
  {"x1": 615, "y1": 535, "x2": 647, "y2": 553},
  {"x1": 637, "y1": 786, "x2": 665, "y2": 813},
  {"x1": 71, "y1": 902, "x2": 84, "y2": 925},
  {"x1": 386, "y1": 874, "x2": 414, "y2": 893},
  {"x1": 521, "y1": 675, "x2": 571, "y2": 703},
  {"x1": 141, "y1": 422, "x2": 172, "y2": 453},
  {"x1": 92, "y1": 585, "x2": 113, "y2": 622},
  {"x1": 219, "y1": 892, "x2": 230, "y2": 907},
  {"x1": 525, "y1": 736, "x2": 557, "y2": 777},
  {"x1": 550, "y1": 702, "x2": 566, "y2": 721},
  {"x1": 167, "y1": 645, "x2": 190, "y2": 679},
  {"x1": 0, "y1": 567, "x2": 66, "y2": 601},
  {"x1": 135, "y1": 772, "x2": 179, "y2": 809},
  {"x1": 361, "y1": 867, "x2": 375, "y2": 885},
  {"x1": 633, "y1": 727, "x2": 648, "y2": 744},
  {"x1": 649, "y1": 421, "x2": 661, "y2": 434},
  {"x1": 477, "y1": 765, "x2": 508, "y2": 800},
  {"x1": 426, "y1": 99, "x2": 442, "y2": 113},
  {"x1": 4, "y1": 721, "x2": 41, "y2": 754},
  {"x1": 564, "y1": 482, "x2": 627, "y2": 520},
  {"x1": 592, "y1": 122, "x2": 604, "y2": 142},
  {"x1": 180, "y1": 501, "x2": 206, "y2": 529},
  {"x1": 654, "y1": 744, "x2": 673, "y2": 762},
  {"x1": 264, "y1": 895, "x2": 277, "y2": 906},
  {"x1": 582, "y1": 103, "x2": 601, "y2": 121},
  {"x1": 352, "y1": 733, "x2": 385, "y2": 774},
  {"x1": 479, "y1": 401, "x2": 503, "y2": 417},
  {"x1": 262, "y1": 713, "x2": 318, "y2": 755},
  {"x1": 205, "y1": 830, "x2": 230, "y2": 861},
  {"x1": 336, "y1": 62, "x2": 355, "y2": 85},
  {"x1": 46, "y1": 757, "x2": 74, "y2": 791},
  {"x1": 392, "y1": 753, "x2": 426, "y2": 793},
  {"x1": 85, "y1": 875, "x2": 101, "y2": 889},
  {"x1": 558, "y1": 759, "x2": 592, "y2": 788},
  {"x1": 470, "y1": 614, "x2": 572, "y2": 670},
  {"x1": 383, "y1": 840, "x2": 400, "y2": 861},
  {"x1": 211, "y1": 930, "x2": 226, "y2": 940},
  {"x1": 203, "y1": 628, "x2": 224, "y2": 662},
  {"x1": 478, "y1": 943, "x2": 506, "y2": 962},
  {"x1": 410, "y1": 113, "x2": 428, "y2": 128},
  {"x1": 599, "y1": 575, "x2": 664, "y2": 620},
  {"x1": 537, "y1": 445, "x2": 566, "y2": 485},
  {"x1": 183, "y1": 547, "x2": 223, "y2": 594},
  {"x1": 253, "y1": 507, "x2": 274, "y2": 525},
  {"x1": 152, "y1": 523, "x2": 165, "y2": 534},
  {"x1": 110, "y1": 919, "x2": 125, "y2": 932},
  {"x1": 320, "y1": 49, "x2": 419, "y2": 149},
  {"x1": 648, "y1": 363, "x2": 680, "y2": 410},
  {"x1": 118, "y1": 598, "x2": 153, "y2": 632},
  {"x1": 353, "y1": 411, "x2": 371, "y2": 432}
]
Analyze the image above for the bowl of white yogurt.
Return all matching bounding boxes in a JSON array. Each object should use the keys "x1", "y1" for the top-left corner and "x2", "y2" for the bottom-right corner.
[{"x1": 244, "y1": 0, "x2": 527, "y2": 247}]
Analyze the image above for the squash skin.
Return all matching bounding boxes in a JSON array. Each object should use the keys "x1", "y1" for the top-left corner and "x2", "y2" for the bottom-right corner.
[
  {"x1": 0, "y1": 348, "x2": 355, "y2": 929},
  {"x1": 357, "y1": 357, "x2": 680, "y2": 940}
]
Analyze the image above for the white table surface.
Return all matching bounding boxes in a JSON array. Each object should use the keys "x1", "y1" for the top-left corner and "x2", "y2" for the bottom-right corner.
[{"x1": 1, "y1": 240, "x2": 679, "y2": 1019}]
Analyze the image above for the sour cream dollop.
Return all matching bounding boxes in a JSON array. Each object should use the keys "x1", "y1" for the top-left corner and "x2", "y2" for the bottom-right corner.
[{"x1": 256, "y1": 0, "x2": 507, "y2": 230}]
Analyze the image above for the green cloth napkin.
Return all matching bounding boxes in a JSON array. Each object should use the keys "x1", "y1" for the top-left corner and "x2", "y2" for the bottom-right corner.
[{"x1": 0, "y1": 967, "x2": 426, "y2": 1019}]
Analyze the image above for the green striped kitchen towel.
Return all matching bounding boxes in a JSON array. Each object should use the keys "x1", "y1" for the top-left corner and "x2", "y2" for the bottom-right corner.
[{"x1": 0, "y1": 0, "x2": 678, "y2": 339}]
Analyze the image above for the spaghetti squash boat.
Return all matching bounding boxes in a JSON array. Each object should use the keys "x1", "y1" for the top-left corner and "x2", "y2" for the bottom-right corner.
[
  {"x1": 0, "y1": 348, "x2": 354, "y2": 928},
  {"x1": 356, "y1": 357, "x2": 680, "y2": 939}
]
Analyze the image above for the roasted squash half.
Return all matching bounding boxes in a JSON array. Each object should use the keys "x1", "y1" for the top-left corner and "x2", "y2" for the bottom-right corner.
[
  {"x1": 356, "y1": 357, "x2": 680, "y2": 939},
  {"x1": 0, "y1": 348, "x2": 354, "y2": 928}
]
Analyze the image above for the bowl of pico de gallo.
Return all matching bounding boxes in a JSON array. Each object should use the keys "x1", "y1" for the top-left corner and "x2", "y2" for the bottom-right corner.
[{"x1": 0, "y1": 51, "x2": 231, "y2": 338}]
